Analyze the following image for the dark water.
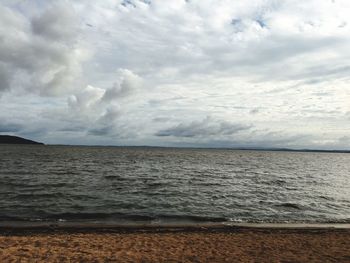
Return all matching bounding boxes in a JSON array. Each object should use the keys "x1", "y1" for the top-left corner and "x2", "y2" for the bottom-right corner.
[{"x1": 0, "y1": 145, "x2": 349, "y2": 224}]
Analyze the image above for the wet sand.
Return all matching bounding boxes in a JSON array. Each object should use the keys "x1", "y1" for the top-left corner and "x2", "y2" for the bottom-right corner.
[{"x1": 0, "y1": 225, "x2": 349, "y2": 262}]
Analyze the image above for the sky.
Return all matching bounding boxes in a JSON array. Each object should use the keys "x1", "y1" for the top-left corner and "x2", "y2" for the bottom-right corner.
[{"x1": 0, "y1": 0, "x2": 350, "y2": 149}]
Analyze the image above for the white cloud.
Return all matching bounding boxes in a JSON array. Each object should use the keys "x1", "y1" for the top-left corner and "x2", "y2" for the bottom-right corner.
[
  {"x1": 102, "y1": 69, "x2": 142, "y2": 102},
  {"x1": 65, "y1": 69, "x2": 143, "y2": 140},
  {"x1": 1, "y1": 0, "x2": 350, "y2": 149},
  {"x1": 0, "y1": 2, "x2": 87, "y2": 96},
  {"x1": 31, "y1": 3, "x2": 78, "y2": 41},
  {"x1": 68, "y1": 85, "x2": 105, "y2": 111}
]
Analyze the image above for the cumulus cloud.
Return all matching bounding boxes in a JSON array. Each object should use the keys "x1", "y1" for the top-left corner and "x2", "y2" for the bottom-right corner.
[
  {"x1": 0, "y1": 0, "x2": 350, "y2": 148},
  {"x1": 68, "y1": 85, "x2": 105, "y2": 111},
  {"x1": 66, "y1": 69, "x2": 143, "y2": 138},
  {"x1": 0, "y1": 2, "x2": 86, "y2": 96},
  {"x1": 101, "y1": 69, "x2": 142, "y2": 102},
  {"x1": 31, "y1": 3, "x2": 78, "y2": 41},
  {"x1": 88, "y1": 107, "x2": 122, "y2": 136},
  {"x1": 68, "y1": 69, "x2": 141, "y2": 111}
]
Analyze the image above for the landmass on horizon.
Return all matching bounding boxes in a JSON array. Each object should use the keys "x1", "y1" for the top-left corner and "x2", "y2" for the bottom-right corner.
[
  {"x1": 0, "y1": 135, "x2": 44, "y2": 145},
  {"x1": 1, "y1": 134, "x2": 349, "y2": 153}
]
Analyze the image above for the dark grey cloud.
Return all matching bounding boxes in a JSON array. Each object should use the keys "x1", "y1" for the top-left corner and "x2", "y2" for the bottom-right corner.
[
  {"x1": 121, "y1": 0, "x2": 136, "y2": 8},
  {"x1": 0, "y1": 64, "x2": 10, "y2": 92},
  {"x1": 156, "y1": 117, "x2": 251, "y2": 138},
  {"x1": 0, "y1": 122, "x2": 22, "y2": 133},
  {"x1": 249, "y1": 108, "x2": 260, "y2": 115},
  {"x1": 89, "y1": 125, "x2": 114, "y2": 136}
]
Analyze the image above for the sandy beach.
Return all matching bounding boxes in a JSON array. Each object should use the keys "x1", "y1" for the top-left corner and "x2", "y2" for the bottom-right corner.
[{"x1": 0, "y1": 225, "x2": 349, "y2": 262}]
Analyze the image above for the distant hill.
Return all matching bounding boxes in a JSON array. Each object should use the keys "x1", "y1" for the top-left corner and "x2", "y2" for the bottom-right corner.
[{"x1": 0, "y1": 135, "x2": 44, "y2": 145}]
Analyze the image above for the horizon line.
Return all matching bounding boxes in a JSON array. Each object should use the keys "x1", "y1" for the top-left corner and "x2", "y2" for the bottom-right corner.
[{"x1": 45, "y1": 143, "x2": 350, "y2": 153}]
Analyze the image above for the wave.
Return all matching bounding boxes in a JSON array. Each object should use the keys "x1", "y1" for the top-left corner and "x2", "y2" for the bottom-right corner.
[
  {"x1": 1, "y1": 146, "x2": 350, "y2": 225},
  {"x1": 275, "y1": 203, "x2": 302, "y2": 210},
  {"x1": 0, "y1": 212, "x2": 227, "y2": 223},
  {"x1": 0, "y1": 211, "x2": 350, "y2": 224}
]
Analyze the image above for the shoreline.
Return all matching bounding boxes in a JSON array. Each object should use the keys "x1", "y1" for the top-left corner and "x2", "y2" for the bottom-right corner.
[{"x1": 1, "y1": 222, "x2": 350, "y2": 235}]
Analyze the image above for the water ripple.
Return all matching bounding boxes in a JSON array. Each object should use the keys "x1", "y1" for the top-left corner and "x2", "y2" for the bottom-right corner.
[{"x1": 0, "y1": 145, "x2": 350, "y2": 223}]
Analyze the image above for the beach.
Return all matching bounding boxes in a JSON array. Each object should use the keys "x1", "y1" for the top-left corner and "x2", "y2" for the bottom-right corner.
[{"x1": 0, "y1": 225, "x2": 349, "y2": 262}]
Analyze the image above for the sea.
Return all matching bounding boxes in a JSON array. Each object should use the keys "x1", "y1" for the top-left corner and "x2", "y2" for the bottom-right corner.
[{"x1": 0, "y1": 144, "x2": 349, "y2": 224}]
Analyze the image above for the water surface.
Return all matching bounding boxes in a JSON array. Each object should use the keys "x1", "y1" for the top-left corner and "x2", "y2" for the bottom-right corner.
[{"x1": 0, "y1": 145, "x2": 349, "y2": 224}]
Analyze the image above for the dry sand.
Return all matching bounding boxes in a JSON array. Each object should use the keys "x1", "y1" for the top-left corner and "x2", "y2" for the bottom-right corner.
[{"x1": 0, "y1": 226, "x2": 349, "y2": 262}]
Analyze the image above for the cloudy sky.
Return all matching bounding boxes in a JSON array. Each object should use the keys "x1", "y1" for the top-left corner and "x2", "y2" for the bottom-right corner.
[{"x1": 1, "y1": 0, "x2": 350, "y2": 149}]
